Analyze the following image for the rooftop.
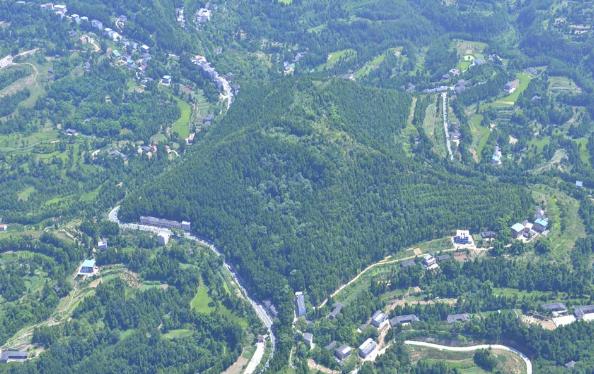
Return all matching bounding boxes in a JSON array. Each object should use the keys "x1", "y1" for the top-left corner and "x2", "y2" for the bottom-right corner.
[
  {"x1": 447, "y1": 313, "x2": 470, "y2": 323},
  {"x1": 81, "y1": 259, "x2": 95, "y2": 268},
  {"x1": 542, "y1": 302, "x2": 567, "y2": 311}
]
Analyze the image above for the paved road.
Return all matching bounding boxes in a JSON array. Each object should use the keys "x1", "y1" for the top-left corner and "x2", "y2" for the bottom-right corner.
[
  {"x1": 108, "y1": 206, "x2": 275, "y2": 372},
  {"x1": 404, "y1": 340, "x2": 532, "y2": 374}
]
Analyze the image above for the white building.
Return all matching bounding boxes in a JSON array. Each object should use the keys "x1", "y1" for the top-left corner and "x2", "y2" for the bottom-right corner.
[{"x1": 158, "y1": 232, "x2": 170, "y2": 245}]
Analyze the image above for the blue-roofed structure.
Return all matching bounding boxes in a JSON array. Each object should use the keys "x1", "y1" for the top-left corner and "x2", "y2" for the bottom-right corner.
[
  {"x1": 534, "y1": 218, "x2": 549, "y2": 233},
  {"x1": 78, "y1": 259, "x2": 96, "y2": 275}
]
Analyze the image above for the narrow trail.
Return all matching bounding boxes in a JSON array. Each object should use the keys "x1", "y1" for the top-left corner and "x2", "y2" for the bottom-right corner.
[
  {"x1": 404, "y1": 340, "x2": 532, "y2": 374},
  {"x1": 317, "y1": 246, "x2": 459, "y2": 309}
]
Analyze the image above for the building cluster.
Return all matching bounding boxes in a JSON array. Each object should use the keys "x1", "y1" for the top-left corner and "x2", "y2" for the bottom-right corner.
[
  {"x1": 139, "y1": 216, "x2": 191, "y2": 231},
  {"x1": 511, "y1": 207, "x2": 549, "y2": 241},
  {"x1": 541, "y1": 302, "x2": 594, "y2": 327},
  {"x1": 39, "y1": 3, "x2": 155, "y2": 86}
]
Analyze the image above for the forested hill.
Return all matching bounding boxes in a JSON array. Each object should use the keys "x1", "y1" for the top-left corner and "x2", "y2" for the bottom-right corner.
[{"x1": 120, "y1": 79, "x2": 530, "y2": 304}]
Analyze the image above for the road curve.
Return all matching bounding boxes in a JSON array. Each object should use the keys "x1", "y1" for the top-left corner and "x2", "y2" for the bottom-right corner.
[
  {"x1": 404, "y1": 340, "x2": 532, "y2": 374},
  {"x1": 108, "y1": 206, "x2": 275, "y2": 372}
]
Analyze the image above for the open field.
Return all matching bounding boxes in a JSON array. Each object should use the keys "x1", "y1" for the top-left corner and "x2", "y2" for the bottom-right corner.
[
  {"x1": 407, "y1": 344, "x2": 527, "y2": 374},
  {"x1": 468, "y1": 114, "x2": 489, "y2": 162},
  {"x1": 531, "y1": 185, "x2": 586, "y2": 260},
  {"x1": 355, "y1": 50, "x2": 393, "y2": 79},
  {"x1": 401, "y1": 97, "x2": 419, "y2": 156},
  {"x1": 548, "y1": 76, "x2": 582, "y2": 96},
  {"x1": 190, "y1": 277, "x2": 214, "y2": 314},
  {"x1": 320, "y1": 49, "x2": 357, "y2": 70},
  {"x1": 421, "y1": 101, "x2": 447, "y2": 158},
  {"x1": 172, "y1": 97, "x2": 192, "y2": 138}
]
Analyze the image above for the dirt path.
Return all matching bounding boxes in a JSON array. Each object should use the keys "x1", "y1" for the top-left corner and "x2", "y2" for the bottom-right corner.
[
  {"x1": 307, "y1": 359, "x2": 339, "y2": 374},
  {"x1": 317, "y1": 246, "x2": 457, "y2": 308}
]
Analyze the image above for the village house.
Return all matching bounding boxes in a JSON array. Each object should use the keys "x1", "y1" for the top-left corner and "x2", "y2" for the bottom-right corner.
[
  {"x1": 542, "y1": 303, "x2": 568, "y2": 317},
  {"x1": 157, "y1": 232, "x2": 170, "y2": 246},
  {"x1": 335, "y1": 344, "x2": 352, "y2": 361},
  {"x1": 480, "y1": 231, "x2": 497, "y2": 241},
  {"x1": 328, "y1": 302, "x2": 343, "y2": 319},
  {"x1": 492, "y1": 144, "x2": 502, "y2": 165},
  {"x1": 370, "y1": 310, "x2": 388, "y2": 329},
  {"x1": 511, "y1": 222, "x2": 525, "y2": 239},
  {"x1": 358, "y1": 338, "x2": 377, "y2": 359},
  {"x1": 78, "y1": 259, "x2": 97, "y2": 277},
  {"x1": 447, "y1": 313, "x2": 470, "y2": 324},
  {"x1": 453, "y1": 230, "x2": 471, "y2": 245},
  {"x1": 504, "y1": 79, "x2": 519, "y2": 94},
  {"x1": 533, "y1": 218, "x2": 549, "y2": 233},
  {"x1": 195, "y1": 8, "x2": 212, "y2": 23},
  {"x1": 0, "y1": 350, "x2": 27, "y2": 363},
  {"x1": 0, "y1": 224, "x2": 7, "y2": 232},
  {"x1": 97, "y1": 239, "x2": 108, "y2": 250},
  {"x1": 574, "y1": 305, "x2": 594, "y2": 322},
  {"x1": 389, "y1": 314, "x2": 420, "y2": 327},
  {"x1": 422, "y1": 254, "x2": 439, "y2": 271},
  {"x1": 160, "y1": 75, "x2": 172, "y2": 86}
]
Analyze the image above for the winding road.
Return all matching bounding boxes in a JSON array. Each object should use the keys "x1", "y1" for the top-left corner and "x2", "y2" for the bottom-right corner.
[
  {"x1": 108, "y1": 206, "x2": 275, "y2": 372},
  {"x1": 404, "y1": 340, "x2": 532, "y2": 374}
]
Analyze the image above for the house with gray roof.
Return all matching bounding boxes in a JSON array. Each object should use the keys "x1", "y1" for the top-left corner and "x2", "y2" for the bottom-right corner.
[
  {"x1": 574, "y1": 305, "x2": 594, "y2": 321},
  {"x1": 390, "y1": 314, "x2": 420, "y2": 326},
  {"x1": 335, "y1": 344, "x2": 352, "y2": 361},
  {"x1": 0, "y1": 350, "x2": 27, "y2": 363},
  {"x1": 447, "y1": 313, "x2": 470, "y2": 324},
  {"x1": 542, "y1": 303, "x2": 568, "y2": 317},
  {"x1": 295, "y1": 292, "x2": 306, "y2": 318}
]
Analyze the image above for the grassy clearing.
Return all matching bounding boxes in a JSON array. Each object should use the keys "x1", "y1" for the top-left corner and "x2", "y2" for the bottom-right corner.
[
  {"x1": 401, "y1": 97, "x2": 419, "y2": 157},
  {"x1": 190, "y1": 278, "x2": 214, "y2": 314},
  {"x1": 172, "y1": 97, "x2": 191, "y2": 138},
  {"x1": 531, "y1": 185, "x2": 586, "y2": 261},
  {"x1": 421, "y1": 100, "x2": 447, "y2": 158},
  {"x1": 407, "y1": 345, "x2": 527, "y2": 374},
  {"x1": 355, "y1": 53, "x2": 386, "y2": 79},
  {"x1": 17, "y1": 186, "x2": 36, "y2": 201},
  {"x1": 163, "y1": 329, "x2": 193, "y2": 339},
  {"x1": 494, "y1": 72, "x2": 532, "y2": 106},
  {"x1": 320, "y1": 49, "x2": 357, "y2": 70},
  {"x1": 548, "y1": 76, "x2": 582, "y2": 96},
  {"x1": 334, "y1": 237, "x2": 453, "y2": 305},
  {"x1": 468, "y1": 114, "x2": 490, "y2": 161}
]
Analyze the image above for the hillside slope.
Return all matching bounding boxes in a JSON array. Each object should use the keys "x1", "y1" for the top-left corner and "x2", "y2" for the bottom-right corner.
[{"x1": 120, "y1": 79, "x2": 530, "y2": 304}]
